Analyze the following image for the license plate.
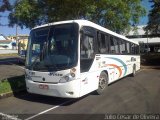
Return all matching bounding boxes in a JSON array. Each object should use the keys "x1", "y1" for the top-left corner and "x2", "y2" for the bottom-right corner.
[{"x1": 39, "y1": 84, "x2": 49, "y2": 90}]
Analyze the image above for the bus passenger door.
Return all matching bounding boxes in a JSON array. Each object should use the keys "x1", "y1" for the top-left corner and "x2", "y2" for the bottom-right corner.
[{"x1": 80, "y1": 27, "x2": 97, "y2": 96}]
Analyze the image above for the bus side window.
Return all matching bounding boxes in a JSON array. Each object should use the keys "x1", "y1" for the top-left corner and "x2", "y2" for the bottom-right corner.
[
  {"x1": 114, "y1": 38, "x2": 119, "y2": 54},
  {"x1": 131, "y1": 43, "x2": 135, "y2": 54},
  {"x1": 109, "y1": 37, "x2": 119, "y2": 54},
  {"x1": 119, "y1": 39, "x2": 126, "y2": 54},
  {"x1": 81, "y1": 35, "x2": 94, "y2": 59},
  {"x1": 135, "y1": 45, "x2": 139, "y2": 54},
  {"x1": 100, "y1": 33, "x2": 108, "y2": 53},
  {"x1": 97, "y1": 32, "x2": 101, "y2": 53},
  {"x1": 97, "y1": 32, "x2": 109, "y2": 54},
  {"x1": 126, "y1": 42, "x2": 130, "y2": 54},
  {"x1": 80, "y1": 34, "x2": 95, "y2": 73},
  {"x1": 110, "y1": 36, "x2": 115, "y2": 53},
  {"x1": 105, "y1": 35, "x2": 109, "y2": 53}
]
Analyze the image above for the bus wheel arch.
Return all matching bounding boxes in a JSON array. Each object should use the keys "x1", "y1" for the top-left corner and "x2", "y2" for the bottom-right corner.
[{"x1": 95, "y1": 71, "x2": 108, "y2": 95}]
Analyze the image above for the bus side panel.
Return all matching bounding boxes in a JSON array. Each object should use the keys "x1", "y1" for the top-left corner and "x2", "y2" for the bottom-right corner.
[
  {"x1": 136, "y1": 56, "x2": 141, "y2": 70},
  {"x1": 79, "y1": 58, "x2": 100, "y2": 97},
  {"x1": 99, "y1": 55, "x2": 128, "y2": 83},
  {"x1": 79, "y1": 54, "x2": 140, "y2": 97},
  {"x1": 79, "y1": 71, "x2": 99, "y2": 97},
  {"x1": 98, "y1": 54, "x2": 140, "y2": 83}
]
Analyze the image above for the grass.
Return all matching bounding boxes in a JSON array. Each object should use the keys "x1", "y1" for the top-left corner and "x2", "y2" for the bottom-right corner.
[
  {"x1": 0, "y1": 75, "x2": 26, "y2": 95},
  {"x1": 0, "y1": 81, "x2": 12, "y2": 94}
]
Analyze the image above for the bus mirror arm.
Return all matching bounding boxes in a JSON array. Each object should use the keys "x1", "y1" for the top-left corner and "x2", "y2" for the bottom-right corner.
[
  {"x1": 80, "y1": 30, "x2": 84, "y2": 41},
  {"x1": 80, "y1": 29, "x2": 84, "y2": 34}
]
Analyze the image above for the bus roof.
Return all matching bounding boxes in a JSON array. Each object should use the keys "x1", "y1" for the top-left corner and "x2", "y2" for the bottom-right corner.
[{"x1": 32, "y1": 20, "x2": 139, "y2": 45}]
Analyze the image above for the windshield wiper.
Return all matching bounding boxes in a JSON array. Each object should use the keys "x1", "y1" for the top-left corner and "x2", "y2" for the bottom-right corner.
[
  {"x1": 44, "y1": 55, "x2": 59, "y2": 71},
  {"x1": 31, "y1": 41, "x2": 48, "y2": 70},
  {"x1": 30, "y1": 55, "x2": 40, "y2": 70}
]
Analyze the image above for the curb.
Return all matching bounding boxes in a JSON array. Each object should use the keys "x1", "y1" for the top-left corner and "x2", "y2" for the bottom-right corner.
[
  {"x1": 0, "y1": 90, "x2": 27, "y2": 99},
  {"x1": 0, "y1": 91, "x2": 13, "y2": 99},
  {"x1": 141, "y1": 65, "x2": 160, "y2": 69}
]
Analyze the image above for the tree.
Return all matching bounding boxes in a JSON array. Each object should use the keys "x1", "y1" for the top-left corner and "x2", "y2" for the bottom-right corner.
[
  {"x1": 0, "y1": 0, "x2": 11, "y2": 12},
  {"x1": 0, "y1": 0, "x2": 11, "y2": 26},
  {"x1": 145, "y1": 0, "x2": 160, "y2": 35},
  {"x1": 8, "y1": 0, "x2": 146, "y2": 34}
]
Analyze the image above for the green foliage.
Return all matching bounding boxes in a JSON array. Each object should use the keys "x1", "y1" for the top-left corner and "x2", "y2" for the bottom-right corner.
[
  {"x1": 145, "y1": 0, "x2": 160, "y2": 35},
  {"x1": 0, "y1": 0, "x2": 11, "y2": 12},
  {"x1": 19, "y1": 42, "x2": 26, "y2": 49},
  {"x1": 0, "y1": 0, "x2": 11, "y2": 26},
  {"x1": 8, "y1": 0, "x2": 146, "y2": 33},
  {"x1": 0, "y1": 75, "x2": 26, "y2": 94},
  {"x1": 0, "y1": 80, "x2": 12, "y2": 94}
]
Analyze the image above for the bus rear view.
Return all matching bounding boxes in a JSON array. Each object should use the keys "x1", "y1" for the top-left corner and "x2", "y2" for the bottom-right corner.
[{"x1": 25, "y1": 22, "x2": 80, "y2": 98}]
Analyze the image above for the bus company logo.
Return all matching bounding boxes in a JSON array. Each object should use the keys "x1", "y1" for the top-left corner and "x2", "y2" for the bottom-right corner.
[
  {"x1": 48, "y1": 72, "x2": 63, "y2": 76},
  {"x1": 29, "y1": 71, "x2": 35, "y2": 76},
  {"x1": 131, "y1": 57, "x2": 136, "y2": 62}
]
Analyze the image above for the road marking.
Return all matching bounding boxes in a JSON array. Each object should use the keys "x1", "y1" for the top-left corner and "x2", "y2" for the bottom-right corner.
[
  {"x1": 0, "y1": 112, "x2": 21, "y2": 120},
  {"x1": 25, "y1": 99, "x2": 73, "y2": 120}
]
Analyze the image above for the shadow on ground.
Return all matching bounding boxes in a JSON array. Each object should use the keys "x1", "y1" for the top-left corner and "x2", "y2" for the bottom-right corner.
[
  {"x1": 7, "y1": 75, "x2": 26, "y2": 94},
  {"x1": 2, "y1": 75, "x2": 77, "y2": 107},
  {"x1": 14, "y1": 89, "x2": 91, "y2": 106}
]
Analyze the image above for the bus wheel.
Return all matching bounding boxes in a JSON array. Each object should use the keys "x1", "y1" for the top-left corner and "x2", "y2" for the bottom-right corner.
[
  {"x1": 131, "y1": 64, "x2": 136, "y2": 77},
  {"x1": 96, "y1": 72, "x2": 108, "y2": 95}
]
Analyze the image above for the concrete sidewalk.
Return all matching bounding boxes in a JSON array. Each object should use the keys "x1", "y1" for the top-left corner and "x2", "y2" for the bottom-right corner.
[
  {"x1": 141, "y1": 65, "x2": 160, "y2": 69},
  {"x1": 0, "y1": 50, "x2": 18, "y2": 54}
]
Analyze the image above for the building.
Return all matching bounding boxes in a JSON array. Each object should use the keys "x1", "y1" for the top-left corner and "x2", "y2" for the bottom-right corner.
[
  {"x1": 15, "y1": 35, "x2": 29, "y2": 54},
  {"x1": 0, "y1": 34, "x2": 14, "y2": 49},
  {"x1": 126, "y1": 26, "x2": 160, "y2": 53},
  {"x1": 0, "y1": 34, "x2": 6, "y2": 41},
  {"x1": 0, "y1": 34, "x2": 28, "y2": 50}
]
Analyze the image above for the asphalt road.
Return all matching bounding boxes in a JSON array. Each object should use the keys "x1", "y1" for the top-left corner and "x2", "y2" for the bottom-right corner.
[
  {"x1": 0, "y1": 69, "x2": 160, "y2": 120},
  {"x1": 0, "y1": 57, "x2": 25, "y2": 80}
]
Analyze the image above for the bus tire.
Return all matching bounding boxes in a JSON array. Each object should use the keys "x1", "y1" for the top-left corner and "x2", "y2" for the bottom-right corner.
[
  {"x1": 95, "y1": 72, "x2": 108, "y2": 95},
  {"x1": 131, "y1": 64, "x2": 136, "y2": 77}
]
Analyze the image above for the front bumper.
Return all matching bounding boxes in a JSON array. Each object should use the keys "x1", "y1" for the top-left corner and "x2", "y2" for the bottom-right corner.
[{"x1": 25, "y1": 79, "x2": 80, "y2": 98}]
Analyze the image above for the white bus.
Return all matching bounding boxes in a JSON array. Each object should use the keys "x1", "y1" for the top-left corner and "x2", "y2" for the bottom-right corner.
[{"x1": 25, "y1": 20, "x2": 140, "y2": 98}]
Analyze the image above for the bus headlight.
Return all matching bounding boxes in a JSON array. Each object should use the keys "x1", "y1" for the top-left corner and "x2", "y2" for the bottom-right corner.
[
  {"x1": 59, "y1": 68, "x2": 76, "y2": 83},
  {"x1": 59, "y1": 76, "x2": 70, "y2": 83},
  {"x1": 25, "y1": 74, "x2": 32, "y2": 80},
  {"x1": 70, "y1": 73, "x2": 75, "y2": 77},
  {"x1": 59, "y1": 75, "x2": 74, "y2": 83},
  {"x1": 64, "y1": 76, "x2": 70, "y2": 81}
]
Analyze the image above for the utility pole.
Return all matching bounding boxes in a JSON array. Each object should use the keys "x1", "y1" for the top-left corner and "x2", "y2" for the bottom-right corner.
[
  {"x1": 16, "y1": 24, "x2": 19, "y2": 53},
  {"x1": 16, "y1": 24, "x2": 18, "y2": 42},
  {"x1": 147, "y1": 29, "x2": 149, "y2": 55}
]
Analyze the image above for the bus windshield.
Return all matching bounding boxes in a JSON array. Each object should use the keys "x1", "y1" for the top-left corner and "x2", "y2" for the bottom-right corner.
[{"x1": 26, "y1": 23, "x2": 78, "y2": 71}]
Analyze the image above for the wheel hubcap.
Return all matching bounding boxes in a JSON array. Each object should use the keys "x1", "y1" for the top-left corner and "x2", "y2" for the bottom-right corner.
[{"x1": 99, "y1": 76, "x2": 106, "y2": 90}]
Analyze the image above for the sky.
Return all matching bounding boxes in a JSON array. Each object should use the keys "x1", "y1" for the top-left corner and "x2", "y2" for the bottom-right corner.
[
  {"x1": 0, "y1": 0, "x2": 153, "y2": 37},
  {"x1": 140, "y1": 0, "x2": 153, "y2": 25}
]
